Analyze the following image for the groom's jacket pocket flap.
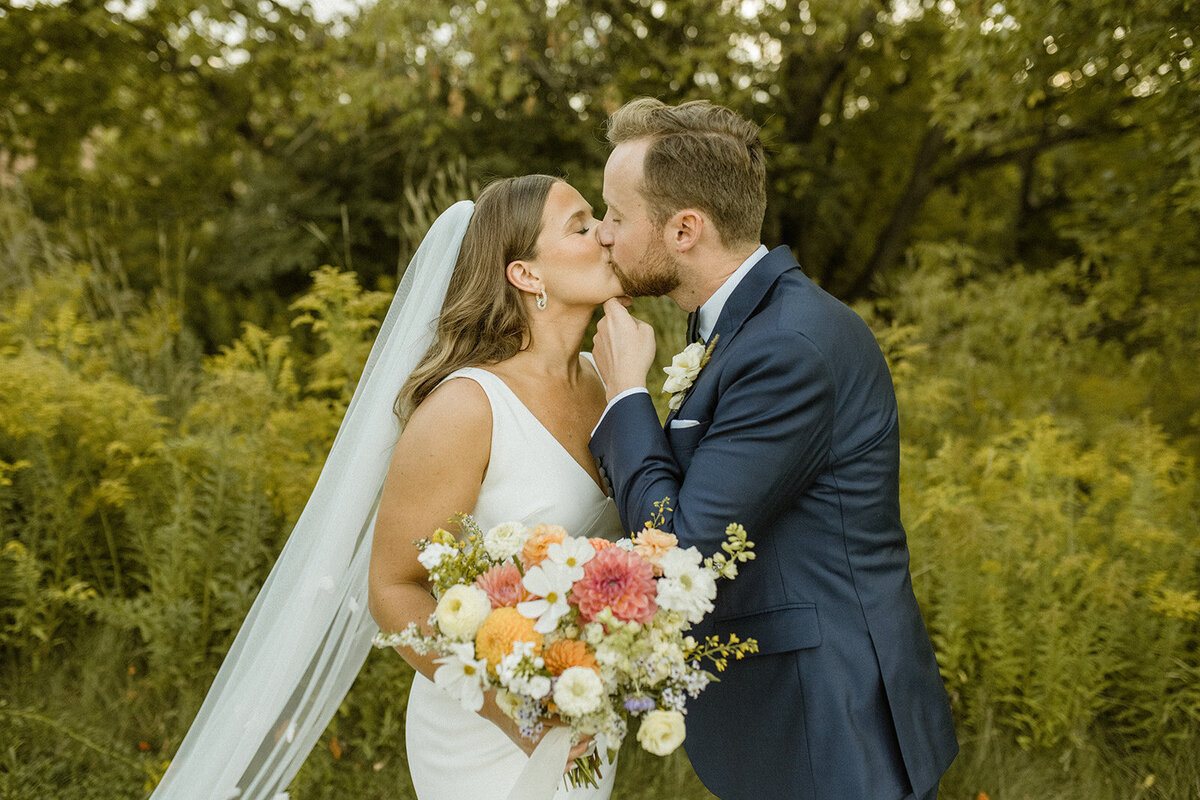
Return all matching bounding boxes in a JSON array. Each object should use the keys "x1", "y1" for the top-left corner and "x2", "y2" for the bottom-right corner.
[{"x1": 712, "y1": 603, "x2": 821, "y2": 656}]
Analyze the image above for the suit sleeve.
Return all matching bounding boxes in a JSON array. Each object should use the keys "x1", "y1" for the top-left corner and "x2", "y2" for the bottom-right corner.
[{"x1": 589, "y1": 328, "x2": 834, "y2": 554}]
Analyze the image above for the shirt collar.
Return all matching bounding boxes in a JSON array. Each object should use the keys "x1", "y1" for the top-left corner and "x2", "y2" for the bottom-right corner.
[{"x1": 696, "y1": 245, "x2": 769, "y2": 343}]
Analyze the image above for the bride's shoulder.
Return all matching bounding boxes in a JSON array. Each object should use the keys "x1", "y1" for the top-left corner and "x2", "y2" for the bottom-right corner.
[{"x1": 404, "y1": 376, "x2": 491, "y2": 443}]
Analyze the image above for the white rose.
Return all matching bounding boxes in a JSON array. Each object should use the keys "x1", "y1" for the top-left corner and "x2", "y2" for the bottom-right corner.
[
  {"x1": 662, "y1": 343, "x2": 707, "y2": 401},
  {"x1": 636, "y1": 709, "x2": 686, "y2": 756},
  {"x1": 553, "y1": 666, "x2": 605, "y2": 716},
  {"x1": 483, "y1": 521, "x2": 531, "y2": 562},
  {"x1": 435, "y1": 585, "x2": 492, "y2": 639},
  {"x1": 494, "y1": 688, "x2": 521, "y2": 719},
  {"x1": 662, "y1": 372, "x2": 691, "y2": 395},
  {"x1": 669, "y1": 343, "x2": 705, "y2": 375}
]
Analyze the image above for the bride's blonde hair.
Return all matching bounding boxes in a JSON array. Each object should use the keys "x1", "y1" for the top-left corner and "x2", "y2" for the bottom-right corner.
[{"x1": 395, "y1": 174, "x2": 560, "y2": 422}]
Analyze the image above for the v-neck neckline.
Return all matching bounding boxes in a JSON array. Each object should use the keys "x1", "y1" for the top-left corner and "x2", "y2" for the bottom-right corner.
[{"x1": 475, "y1": 361, "x2": 609, "y2": 497}]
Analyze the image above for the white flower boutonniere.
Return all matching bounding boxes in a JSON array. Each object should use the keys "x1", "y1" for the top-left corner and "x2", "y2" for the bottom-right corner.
[{"x1": 662, "y1": 335, "x2": 719, "y2": 411}]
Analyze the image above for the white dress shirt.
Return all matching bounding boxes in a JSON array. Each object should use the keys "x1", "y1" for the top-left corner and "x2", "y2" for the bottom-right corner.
[{"x1": 592, "y1": 245, "x2": 770, "y2": 434}]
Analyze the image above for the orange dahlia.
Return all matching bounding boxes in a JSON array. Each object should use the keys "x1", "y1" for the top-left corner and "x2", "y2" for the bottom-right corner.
[
  {"x1": 521, "y1": 524, "x2": 568, "y2": 568},
  {"x1": 474, "y1": 607, "x2": 543, "y2": 673},
  {"x1": 543, "y1": 639, "x2": 599, "y2": 676}
]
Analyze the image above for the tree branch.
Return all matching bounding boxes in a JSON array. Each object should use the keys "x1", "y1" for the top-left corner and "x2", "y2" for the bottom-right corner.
[
  {"x1": 845, "y1": 117, "x2": 1138, "y2": 298},
  {"x1": 782, "y1": 0, "x2": 884, "y2": 145}
]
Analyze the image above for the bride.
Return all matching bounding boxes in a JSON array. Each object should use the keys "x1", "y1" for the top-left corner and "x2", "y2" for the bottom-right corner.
[
  {"x1": 370, "y1": 174, "x2": 624, "y2": 799},
  {"x1": 148, "y1": 175, "x2": 624, "y2": 800}
]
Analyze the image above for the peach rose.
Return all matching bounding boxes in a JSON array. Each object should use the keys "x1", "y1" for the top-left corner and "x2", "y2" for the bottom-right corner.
[
  {"x1": 633, "y1": 528, "x2": 678, "y2": 576},
  {"x1": 521, "y1": 524, "x2": 568, "y2": 568}
]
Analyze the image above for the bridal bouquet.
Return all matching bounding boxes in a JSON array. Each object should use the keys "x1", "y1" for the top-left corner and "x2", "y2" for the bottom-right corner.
[{"x1": 373, "y1": 500, "x2": 757, "y2": 787}]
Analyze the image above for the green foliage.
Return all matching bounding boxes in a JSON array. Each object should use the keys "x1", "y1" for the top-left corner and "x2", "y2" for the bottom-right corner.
[
  {"x1": 864, "y1": 247, "x2": 1200, "y2": 779},
  {"x1": 1, "y1": 0, "x2": 1198, "y2": 795}
]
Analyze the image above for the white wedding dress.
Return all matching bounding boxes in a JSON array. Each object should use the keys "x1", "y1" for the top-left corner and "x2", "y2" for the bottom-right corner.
[{"x1": 405, "y1": 359, "x2": 623, "y2": 800}]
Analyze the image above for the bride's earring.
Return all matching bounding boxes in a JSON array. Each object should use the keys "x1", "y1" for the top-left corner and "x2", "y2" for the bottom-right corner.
[{"x1": 536, "y1": 290, "x2": 547, "y2": 311}]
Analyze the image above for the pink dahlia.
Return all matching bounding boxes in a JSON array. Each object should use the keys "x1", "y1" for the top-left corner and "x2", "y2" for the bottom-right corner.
[
  {"x1": 572, "y1": 547, "x2": 658, "y2": 624},
  {"x1": 474, "y1": 563, "x2": 531, "y2": 609}
]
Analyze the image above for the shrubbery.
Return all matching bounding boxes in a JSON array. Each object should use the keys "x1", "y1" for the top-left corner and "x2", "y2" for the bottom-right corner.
[{"x1": 1, "y1": 183, "x2": 1197, "y2": 798}]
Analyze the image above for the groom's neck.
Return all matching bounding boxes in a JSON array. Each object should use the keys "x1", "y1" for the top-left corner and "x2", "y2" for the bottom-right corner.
[{"x1": 672, "y1": 242, "x2": 761, "y2": 313}]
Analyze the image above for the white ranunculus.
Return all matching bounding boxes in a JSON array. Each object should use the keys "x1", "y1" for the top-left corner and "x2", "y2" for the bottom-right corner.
[
  {"x1": 658, "y1": 545, "x2": 703, "y2": 576},
  {"x1": 417, "y1": 542, "x2": 456, "y2": 571},
  {"x1": 483, "y1": 521, "x2": 531, "y2": 562},
  {"x1": 553, "y1": 666, "x2": 605, "y2": 716},
  {"x1": 636, "y1": 709, "x2": 686, "y2": 756},
  {"x1": 433, "y1": 642, "x2": 487, "y2": 712},
  {"x1": 435, "y1": 584, "x2": 492, "y2": 639}
]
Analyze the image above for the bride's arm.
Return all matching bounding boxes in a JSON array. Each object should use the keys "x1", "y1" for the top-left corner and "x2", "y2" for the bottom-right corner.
[
  {"x1": 367, "y1": 377, "x2": 537, "y2": 751},
  {"x1": 368, "y1": 376, "x2": 490, "y2": 676}
]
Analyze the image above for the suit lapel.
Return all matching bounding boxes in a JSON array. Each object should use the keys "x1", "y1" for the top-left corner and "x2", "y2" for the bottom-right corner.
[
  {"x1": 663, "y1": 246, "x2": 801, "y2": 427},
  {"x1": 709, "y1": 246, "x2": 800, "y2": 346}
]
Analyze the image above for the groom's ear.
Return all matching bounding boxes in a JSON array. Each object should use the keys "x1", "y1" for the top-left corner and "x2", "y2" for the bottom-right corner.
[
  {"x1": 506, "y1": 259, "x2": 543, "y2": 294},
  {"x1": 667, "y1": 209, "x2": 704, "y2": 253}
]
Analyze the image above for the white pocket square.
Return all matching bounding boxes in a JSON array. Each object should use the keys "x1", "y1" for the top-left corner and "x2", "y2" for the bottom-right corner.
[{"x1": 669, "y1": 419, "x2": 701, "y2": 429}]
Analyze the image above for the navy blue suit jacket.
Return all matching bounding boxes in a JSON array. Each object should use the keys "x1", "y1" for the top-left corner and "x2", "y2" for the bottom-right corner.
[{"x1": 590, "y1": 247, "x2": 957, "y2": 799}]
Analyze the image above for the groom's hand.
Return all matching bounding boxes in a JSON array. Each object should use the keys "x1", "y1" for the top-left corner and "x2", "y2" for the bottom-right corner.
[{"x1": 593, "y1": 297, "x2": 657, "y2": 401}]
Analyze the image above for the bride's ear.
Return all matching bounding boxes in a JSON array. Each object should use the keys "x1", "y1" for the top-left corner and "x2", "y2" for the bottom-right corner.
[{"x1": 506, "y1": 259, "x2": 543, "y2": 297}]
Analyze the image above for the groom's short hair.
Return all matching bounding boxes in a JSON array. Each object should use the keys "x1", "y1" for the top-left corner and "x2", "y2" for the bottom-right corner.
[{"x1": 606, "y1": 98, "x2": 766, "y2": 247}]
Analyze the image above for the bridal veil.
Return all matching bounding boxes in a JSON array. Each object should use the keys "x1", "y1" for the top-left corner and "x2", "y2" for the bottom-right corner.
[{"x1": 149, "y1": 201, "x2": 474, "y2": 800}]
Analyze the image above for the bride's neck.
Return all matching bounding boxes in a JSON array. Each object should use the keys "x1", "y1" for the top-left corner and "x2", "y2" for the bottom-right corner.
[{"x1": 512, "y1": 309, "x2": 591, "y2": 379}]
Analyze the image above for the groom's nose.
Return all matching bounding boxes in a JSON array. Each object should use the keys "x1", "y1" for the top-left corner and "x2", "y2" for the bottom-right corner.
[{"x1": 596, "y1": 219, "x2": 613, "y2": 247}]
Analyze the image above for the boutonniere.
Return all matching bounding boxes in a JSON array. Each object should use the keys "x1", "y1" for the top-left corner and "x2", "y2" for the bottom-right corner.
[{"x1": 662, "y1": 335, "x2": 719, "y2": 411}]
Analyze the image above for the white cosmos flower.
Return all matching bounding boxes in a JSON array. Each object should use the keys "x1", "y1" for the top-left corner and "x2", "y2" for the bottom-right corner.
[
  {"x1": 553, "y1": 666, "x2": 604, "y2": 716},
  {"x1": 517, "y1": 562, "x2": 575, "y2": 633},
  {"x1": 544, "y1": 536, "x2": 595, "y2": 581},
  {"x1": 433, "y1": 642, "x2": 487, "y2": 712},
  {"x1": 435, "y1": 584, "x2": 492, "y2": 639},
  {"x1": 483, "y1": 521, "x2": 531, "y2": 562}
]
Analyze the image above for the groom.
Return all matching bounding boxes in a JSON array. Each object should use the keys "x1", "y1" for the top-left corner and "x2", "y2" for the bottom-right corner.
[{"x1": 588, "y1": 98, "x2": 958, "y2": 799}]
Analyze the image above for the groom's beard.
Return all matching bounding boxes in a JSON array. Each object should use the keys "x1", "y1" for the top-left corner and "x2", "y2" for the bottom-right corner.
[{"x1": 612, "y1": 238, "x2": 682, "y2": 297}]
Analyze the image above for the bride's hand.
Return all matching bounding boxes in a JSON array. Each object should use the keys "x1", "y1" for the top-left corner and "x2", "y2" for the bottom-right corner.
[
  {"x1": 565, "y1": 734, "x2": 596, "y2": 773},
  {"x1": 478, "y1": 691, "x2": 592, "y2": 769}
]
